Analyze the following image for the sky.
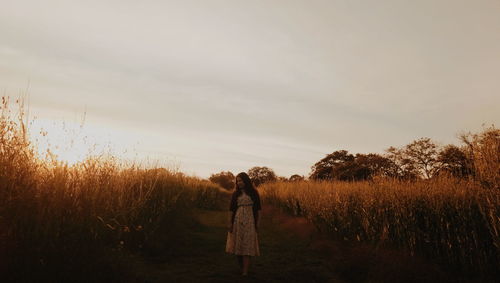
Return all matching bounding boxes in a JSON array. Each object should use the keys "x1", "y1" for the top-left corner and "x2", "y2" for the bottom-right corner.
[{"x1": 1, "y1": 0, "x2": 499, "y2": 179}]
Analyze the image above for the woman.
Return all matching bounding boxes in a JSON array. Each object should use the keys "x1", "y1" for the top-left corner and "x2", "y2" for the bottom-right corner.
[{"x1": 225, "y1": 172, "x2": 261, "y2": 276}]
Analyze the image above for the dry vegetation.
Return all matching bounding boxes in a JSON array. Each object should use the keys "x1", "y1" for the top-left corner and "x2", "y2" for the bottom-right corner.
[
  {"x1": 0, "y1": 96, "x2": 228, "y2": 281},
  {"x1": 261, "y1": 169, "x2": 499, "y2": 275},
  {"x1": 1, "y1": 95, "x2": 498, "y2": 280},
  {"x1": 260, "y1": 124, "x2": 499, "y2": 276}
]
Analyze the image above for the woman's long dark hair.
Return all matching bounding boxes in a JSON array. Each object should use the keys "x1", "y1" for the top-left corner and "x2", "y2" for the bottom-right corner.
[{"x1": 234, "y1": 172, "x2": 259, "y2": 204}]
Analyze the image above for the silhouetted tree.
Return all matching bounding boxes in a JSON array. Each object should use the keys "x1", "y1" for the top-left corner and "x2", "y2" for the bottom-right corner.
[
  {"x1": 385, "y1": 146, "x2": 419, "y2": 180},
  {"x1": 310, "y1": 151, "x2": 398, "y2": 181},
  {"x1": 289, "y1": 174, "x2": 305, "y2": 182},
  {"x1": 309, "y1": 150, "x2": 354, "y2": 180},
  {"x1": 331, "y1": 160, "x2": 366, "y2": 181},
  {"x1": 209, "y1": 171, "x2": 235, "y2": 190},
  {"x1": 404, "y1": 137, "x2": 440, "y2": 179},
  {"x1": 356, "y1": 153, "x2": 394, "y2": 177},
  {"x1": 436, "y1": 145, "x2": 472, "y2": 178},
  {"x1": 247, "y1": 166, "x2": 277, "y2": 187}
]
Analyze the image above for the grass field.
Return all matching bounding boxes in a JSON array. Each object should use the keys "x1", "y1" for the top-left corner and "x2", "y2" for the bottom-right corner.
[
  {"x1": 260, "y1": 177, "x2": 499, "y2": 276},
  {"x1": 1, "y1": 97, "x2": 498, "y2": 282},
  {"x1": 1, "y1": 97, "x2": 228, "y2": 281}
]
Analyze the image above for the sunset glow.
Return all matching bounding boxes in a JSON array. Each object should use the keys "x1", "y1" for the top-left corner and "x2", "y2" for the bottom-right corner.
[{"x1": 27, "y1": 116, "x2": 140, "y2": 166}]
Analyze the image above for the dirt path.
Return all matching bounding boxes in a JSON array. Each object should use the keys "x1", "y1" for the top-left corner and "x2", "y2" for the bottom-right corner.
[
  {"x1": 115, "y1": 202, "x2": 478, "y2": 283},
  {"x1": 121, "y1": 204, "x2": 343, "y2": 282}
]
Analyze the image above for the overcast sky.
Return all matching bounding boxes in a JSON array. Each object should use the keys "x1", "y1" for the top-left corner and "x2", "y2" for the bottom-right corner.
[{"x1": 1, "y1": 0, "x2": 499, "y2": 178}]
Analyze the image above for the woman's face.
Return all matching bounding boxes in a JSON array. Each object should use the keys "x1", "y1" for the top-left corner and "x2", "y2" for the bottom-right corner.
[{"x1": 236, "y1": 176, "x2": 245, "y2": 189}]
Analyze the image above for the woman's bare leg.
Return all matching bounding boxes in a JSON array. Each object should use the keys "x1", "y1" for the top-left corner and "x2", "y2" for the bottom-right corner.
[{"x1": 242, "y1": 256, "x2": 250, "y2": 275}]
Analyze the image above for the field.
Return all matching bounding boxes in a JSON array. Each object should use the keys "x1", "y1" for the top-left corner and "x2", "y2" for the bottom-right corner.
[
  {"x1": 0, "y1": 97, "x2": 229, "y2": 281},
  {"x1": 260, "y1": 177, "x2": 499, "y2": 275},
  {"x1": 1, "y1": 97, "x2": 498, "y2": 282}
]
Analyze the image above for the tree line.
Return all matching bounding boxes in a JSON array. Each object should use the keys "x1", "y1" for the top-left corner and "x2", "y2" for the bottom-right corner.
[{"x1": 209, "y1": 126, "x2": 498, "y2": 189}]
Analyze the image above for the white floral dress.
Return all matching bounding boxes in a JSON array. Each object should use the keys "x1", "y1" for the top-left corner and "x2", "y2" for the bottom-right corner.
[{"x1": 225, "y1": 190, "x2": 260, "y2": 256}]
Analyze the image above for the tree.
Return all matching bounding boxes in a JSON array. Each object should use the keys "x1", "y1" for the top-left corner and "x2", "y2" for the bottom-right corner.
[
  {"x1": 289, "y1": 174, "x2": 305, "y2": 182},
  {"x1": 310, "y1": 151, "x2": 397, "y2": 181},
  {"x1": 209, "y1": 171, "x2": 235, "y2": 190},
  {"x1": 309, "y1": 150, "x2": 354, "y2": 180},
  {"x1": 384, "y1": 138, "x2": 446, "y2": 179},
  {"x1": 384, "y1": 146, "x2": 419, "y2": 180},
  {"x1": 353, "y1": 153, "x2": 395, "y2": 179},
  {"x1": 247, "y1": 166, "x2": 277, "y2": 187},
  {"x1": 436, "y1": 145, "x2": 472, "y2": 178},
  {"x1": 404, "y1": 137, "x2": 440, "y2": 179},
  {"x1": 331, "y1": 160, "x2": 366, "y2": 181}
]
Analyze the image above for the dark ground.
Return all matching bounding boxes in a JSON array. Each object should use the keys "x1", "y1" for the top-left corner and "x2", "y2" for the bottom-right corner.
[
  {"x1": 117, "y1": 204, "x2": 342, "y2": 282},
  {"x1": 3, "y1": 199, "x2": 495, "y2": 282},
  {"x1": 113, "y1": 203, "x2": 492, "y2": 283}
]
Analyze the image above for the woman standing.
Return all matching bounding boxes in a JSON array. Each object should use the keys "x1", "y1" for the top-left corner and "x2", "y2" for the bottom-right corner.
[{"x1": 225, "y1": 172, "x2": 261, "y2": 276}]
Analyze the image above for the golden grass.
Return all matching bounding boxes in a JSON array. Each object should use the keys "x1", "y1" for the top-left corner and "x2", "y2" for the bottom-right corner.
[
  {"x1": 0, "y1": 96, "x2": 228, "y2": 264},
  {"x1": 260, "y1": 174, "x2": 499, "y2": 274},
  {"x1": 1, "y1": 95, "x2": 498, "y2": 278},
  {"x1": 460, "y1": 125, "x2": 500, "y2": 189}
]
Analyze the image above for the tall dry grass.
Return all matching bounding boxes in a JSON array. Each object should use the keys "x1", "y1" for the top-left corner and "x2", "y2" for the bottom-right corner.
[
  {"x1": 0, "y1": 96, "x2": 228, "y2": 281},
  {"x1": 261, "y1": 157, "x2": 499, "y2": 275},
  {"x1": 460, "y1": 125, "x2": 500, "y2": 189}
]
